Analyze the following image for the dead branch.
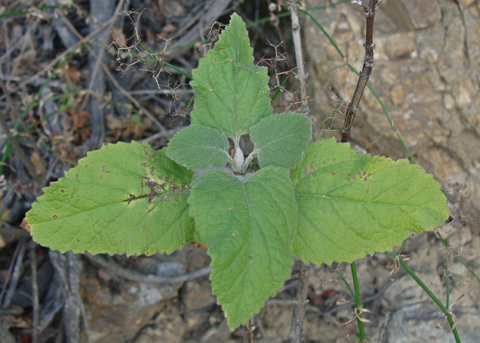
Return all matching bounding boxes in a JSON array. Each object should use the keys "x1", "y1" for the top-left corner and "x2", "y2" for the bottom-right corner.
[
  {"x1": 289, "y1": 1, "x2": 310, "y2": 119},
  {"x1": 29, "y1": 242, "x2": 39, "y2": 343},
  {"x1": 85, "y1": 254, "x2": 211, "y2": 284},
  {"x1": 341, "y1": 0, "x2": 380, "y2": 143},
  {"x1": 287, "y1": 2, "x2": 312, "y2": 342}
]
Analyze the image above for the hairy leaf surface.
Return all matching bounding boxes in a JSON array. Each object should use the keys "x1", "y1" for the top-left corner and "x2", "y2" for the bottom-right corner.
[
  {"x1": 25, "y1": 142, "x2": 195, "y2": 255},
  {"x1": 190, "y1": 13, "x2": 272, "y2": 140},
  {"x1": 250, "y1": 112, "x2": 312, "y2": 168},
  {"x1": 188, "y1": 167, "x2": 296, "y2": 329},
  {"x1": 290, "y1": 138, "x2": 449, "y2": 265},
  {"x1": 167, "y1": 125, "x2": 230, "y2": 170}
]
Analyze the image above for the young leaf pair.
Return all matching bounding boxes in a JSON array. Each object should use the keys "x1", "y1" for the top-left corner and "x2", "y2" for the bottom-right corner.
[{"x1": 24, "y1": 13, "x2": 448, "y2": 330}]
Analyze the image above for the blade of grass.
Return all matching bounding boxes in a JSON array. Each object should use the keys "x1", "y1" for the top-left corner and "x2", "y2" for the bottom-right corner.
[
  {"x1": 133, "y1": 26, "x2": 191, "y2": 80},
  {"x1": 0, "y1": 5, "x2": 60, "y2": 19},
  {"x1": 385, "y1": 251, "x2": 462, "y2": 343},
  {"x1": 436, "y1": 232, "x2": 480, "y2": 284},
  {"x1": 351, "y1": 262, "x2": 367, "y2": 342},
  {"x1": 272, "y1": 72, "x2": 289, "y2": 104},
  {"x1": 321, "y1": 102, "x2": 341, "y2": 139},
  {"x1": 338, "y1": 264, "x2": 355, "y2": 298},
  {"x1": 443, "y1": 248, "x2": 451, "y2": 310}
]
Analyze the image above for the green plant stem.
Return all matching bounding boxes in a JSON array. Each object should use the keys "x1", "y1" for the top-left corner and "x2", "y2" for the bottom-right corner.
[
  {"x1": 321, "y1": 102, "x2": 341, "y2": 139},
  {"x1": 445, "y1": 250, "x2": 451, "y2": 309},
  {"x1": 272, "y1": 72, "x2": 289, "y2": 104},
  {"x1": 436, "y1": 232, "x2": 480, "y2": 284},
  {"x1": 133, "y1": 26, "x2": 192, "y2": 80},
  {"x1": 350, "y1": 262, "x2": 367, "y2": 342},
  {"x1": 385, "y1": 252, "x2": 462, "y2": 343},
  {"x1": 0, "y1": 5, "x2": 59, "y2": 18},
  {"x1": 245, "y1": 0, "x2": 350, "y2": 28},
  {"x1": 337, "y1": 264, "x2": 355, "y2": 298}
]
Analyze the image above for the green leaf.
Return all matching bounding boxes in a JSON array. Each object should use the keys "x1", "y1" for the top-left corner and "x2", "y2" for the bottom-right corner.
[
  {"x1": 250, "y1": 112, "x2": 312, "y2": 168},
  {"x1": 166, "y1": 125, "x2": 230, "y2": 170},
  {"x1": 290, "y1": 138, "x2": 449, "y2": 265},
  {"x1": 190, "y1": 13, "x2": 272, "y2": 140},
  {"x1": 188, "y1": 167, "x2": 296, "y2": 329},
  {"x1": 25, "y1": 142, "x2": 195, "y2": 255}
]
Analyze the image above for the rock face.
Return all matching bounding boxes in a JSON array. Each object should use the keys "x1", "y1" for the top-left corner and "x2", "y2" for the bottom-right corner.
[{"x1": 304, "y1": 0, "x2": 480, "y2": 223}]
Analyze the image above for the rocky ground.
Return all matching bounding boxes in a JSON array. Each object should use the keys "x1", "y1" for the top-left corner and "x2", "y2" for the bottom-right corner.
[{"x1": 0, "y1": 1, "x2": 478, "y2": 343}]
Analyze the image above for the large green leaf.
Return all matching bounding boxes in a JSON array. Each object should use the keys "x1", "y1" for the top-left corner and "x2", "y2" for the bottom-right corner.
[
  {"x1": 166, "y1": 124, "x2": 230, "y2": 170},
  {"x1": 25, "y1": 142, "x2": 195, "y2": 255},
  {"x1": 250, "y1": 112, "x2": 312, "y2": 168},
  {"x1": 290, "y1": 138, "x2": 449, "y2": 265},
  {"x1": 188, "y1": 167, "x2": 296, "y2": 329},
  {"x1": 190, "y1": 13, "x2": 272, "y2": 140}
]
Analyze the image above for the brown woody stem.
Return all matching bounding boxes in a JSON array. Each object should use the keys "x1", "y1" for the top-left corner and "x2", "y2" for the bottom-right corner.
[
  {"x1": 288, "y1": 1, "x2": 312, "y2": 342},
  {"x1": 341, "y1": 0, "x2": 379, "y2": 143}
]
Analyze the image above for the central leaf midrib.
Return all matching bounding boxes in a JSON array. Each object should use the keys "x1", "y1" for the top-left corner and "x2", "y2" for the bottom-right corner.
[
  {"x1": 35, "y1": 183, "x2": 189, "y2": 224},
  {"x1": 241, "y1": 180, "x2": 253, "y2": 284}
]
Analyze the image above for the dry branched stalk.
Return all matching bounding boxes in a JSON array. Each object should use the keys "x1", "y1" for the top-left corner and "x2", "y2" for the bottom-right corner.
[
  {"x1": 29, "y1": 242, "x2": 39, "y2": 343},
  {"x1": 287, "y1": 2, "x2": 312, "y2": 342},
  {"x1": 289, "y1": 0, "x2": 310, "y2": 119},
  {"x1": 341, "y1": 0, "x2": 380, "y2": 143},
  {"x1": 341, "y1": 2, "x2": 380, "y2": 342}
]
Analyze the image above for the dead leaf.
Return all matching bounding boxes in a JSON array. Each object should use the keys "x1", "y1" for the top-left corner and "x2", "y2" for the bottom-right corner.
[
  {"x1": 30, "y1": 150, "x2": 44, "y2": 176},
  {"x1": 111, "y1": 26, "x2": 127, "y2": 48},
  {"x1": 64, "y1": 63, "x2": 82, "y2": 85},
  {"x1": 20, "y1": 219, "x2": 31, "y2": 233}
]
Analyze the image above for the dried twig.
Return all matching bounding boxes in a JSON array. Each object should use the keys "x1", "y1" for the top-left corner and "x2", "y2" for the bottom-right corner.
[
  {"x1": 48, "y1": 251, "x2": 85, "y2": 343},
  {"x1": 243, "y1": 318, "x2": 255, "y2": 343},
  {"x1": 287, "y1": 261, "x2": 311, "y2": 343},
  {"x1": 340, "y1": 2, "x2": 380, "y2": 342},
  {"x1": 341, "y1": 0, "x2": 380, "y2": 143},
  {"x1": 288, "y1": 2, "x2": 312, "y2": 342},
  {"x1": 3, "y1": 16, "x2": 117, "y2": 98},
  {"x1": 1, "y1": 238, "x2": 27, "y2": 308},
  {"x1": 85, "y1": 0, "x2": 124, "y2": 150},
  {"x1": 377, "y1": 311, "x2": 390, "y2": 343},
  {"x1": 58, "y1": 8, "x2": 169, "y2": 136},
  {"x1": 29, "y1": 242, "x2": 39, "y2": 343},
  {"x1": 85, "y1": 254, "x2": 211, "y2": 284},
  {"x1": 289, "y1": 1, "x2": 310, "y2": 119}
]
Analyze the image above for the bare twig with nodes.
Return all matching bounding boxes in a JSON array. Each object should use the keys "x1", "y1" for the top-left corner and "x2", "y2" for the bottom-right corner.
[
  {"x1": 340, "y1": 2, "x2": 381, "y2": 342},
  {"x1": 287, "y1": 1, "x2": 381, "y2": 342},
  {"x1": 287, "y1": 1, "x2": 312, "y2": 343},
  {"x1": 289, "y1": 1, "x2": 310, "y2": 119},
  {"x1": 341, "y1": 0, "x2": 381, "y2": 143}
]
